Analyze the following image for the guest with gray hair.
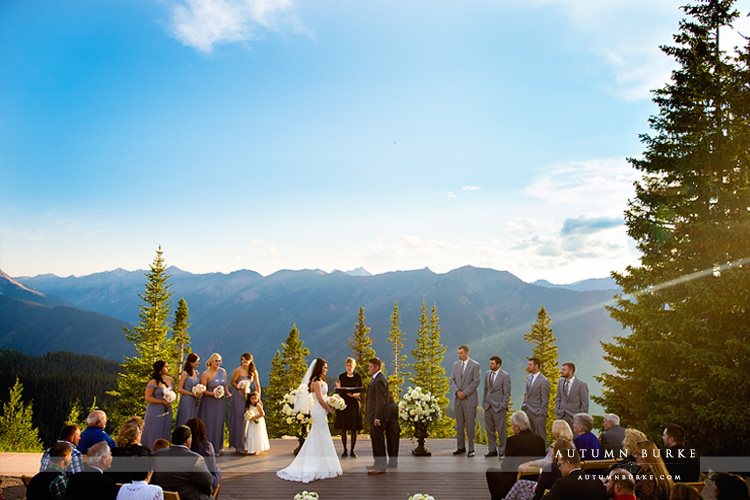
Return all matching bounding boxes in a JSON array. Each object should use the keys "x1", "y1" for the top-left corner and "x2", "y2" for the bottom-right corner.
[
  {"x1": 77, "y1": 410, "x2": 116, "y2": 454},
  {"x1": 485, "y1": 411, "x2": 546, "y2": 500},
  {"x1": 573, "y1": 413, "x2": 602, "y2": 460},
  {"x1": 64, "y1": 441, "x2": 118, "y2": 499},
  {"x1": 600, "y1": 413, "x2": 625, "y2": 456}
]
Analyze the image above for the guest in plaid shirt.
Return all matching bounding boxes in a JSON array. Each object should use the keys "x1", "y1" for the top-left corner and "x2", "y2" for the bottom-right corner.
[
  {"x1": 39, "y1": 425, "x2": 83, "y2": 475},
  {"x1": 27, "y1": 442, "x2": 72, "y2": 500}
]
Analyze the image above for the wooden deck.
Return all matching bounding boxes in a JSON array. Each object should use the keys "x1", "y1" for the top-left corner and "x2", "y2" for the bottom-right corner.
[{"x1": 215, "y1": 438, "x2": 494, "y2": 499}]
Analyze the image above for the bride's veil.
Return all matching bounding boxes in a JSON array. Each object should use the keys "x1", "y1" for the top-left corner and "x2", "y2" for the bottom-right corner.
[{"x1": 293, "y1": 358, "x2": 316, "y2": 414}]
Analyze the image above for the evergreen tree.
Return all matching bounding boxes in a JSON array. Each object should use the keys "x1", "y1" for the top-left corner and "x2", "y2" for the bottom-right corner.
[
  {"x1": 386, "y1": 301, "x2": 409, "y2": 399},
  {"x1": 349, "y1": 306, "x2": 376, "y2": 387},
  {"x1": 171, "y1": 298, "x2": 192, "y2": 366},
  {"x1": 599, "y1": 0, "x2": 750, "y2": 455},
  {"x1": 110, "y1": 247, "x2": 175, "y2": 423},
  {"x1": 524, "y1": 306, "x2": 559, "y2": 441},
  {"x1": 264, "y1": 325, "x2": 310, "y2": 438},
  {"x1": 0, "y1": 378, "x2": 43, "y2": 452}
]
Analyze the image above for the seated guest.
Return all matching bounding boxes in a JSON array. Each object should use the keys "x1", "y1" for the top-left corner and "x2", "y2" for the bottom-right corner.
[
  {"x1": 609, "y1": 428, "x2": 647, "y2": 475},
  {"x1": 152, "y1": 438, "x2": 170, "y2": 452},
  {"x1": 634, "y1": 440, "x2": 674, "y2": 500},
  {"x1": 40, "y1": 425, "x2": 84, "y2": 475},
  {"x1": 27, "y1": 442, "x2": 72, "y2": 500},
  {"x1": 64, "y1": 441, "x2": 118, "y2": 500},
  {"x1": 151, "y1": 425, "x2": 214, "y2": 500},
  {"x1": 78, "y1": 410, "x2": 116, "y2": 454},
  {"x1": 108, "y1": 422, "x2": 152, "y2": 483},
  {"x1": 714, "y1": 472, "x2": 750, "y2": 500},
  {"x1": 541, "y1": 443, "x2": 607, "y2": 500},
  {"x1": 115, "y1": 456, "x2": 164, "y2": 500},
  {"x1": 186, "y1": 417, "x2": 221, "y2": 489},
  {"x1": 600, "y1": 414, "x2": 625, "y2": 457},
  {"x1": 573, "y1": 413, "x2": 602, "y2": 460},
  {"x1": 605, "y1": 468, "x2": 636, "y2": 500},
  {"x1": 518, "y1": 420, "x2": 575, "y2": 472},
  {"x1": 505, "y1": 438, "x2": 569, "y2": 500},
  {"x1": 669, "y1": 483, "x2": 703, "y2": 500},
  {"x1": 486, "y1": 410, "x2": 546, "y2": 500},
  {"x1": 661, "y1": 423, "x2": 700, "y2": 482}
]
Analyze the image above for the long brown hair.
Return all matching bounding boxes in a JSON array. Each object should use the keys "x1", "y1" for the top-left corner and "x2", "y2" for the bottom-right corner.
[
  {"x1": 185, "y1": 417, "x2": 209, "y2": 453},
  {"x1": 308, "y1": 358, "x2": 327, "y2": 392},
  {"x1": 242, "y1": 353, "x2": 256, "y2": 376},
  {"x1": 635, "y1": 440, "x2": 674, "y2": 498},
  {"x1": 183, "y1": 353, "x2": 199, "y2": 377}
]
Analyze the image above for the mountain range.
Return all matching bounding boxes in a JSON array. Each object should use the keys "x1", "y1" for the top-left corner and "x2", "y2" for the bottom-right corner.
[{"x1": 4, "y1": 266, "x2": 623, "y2": 407}]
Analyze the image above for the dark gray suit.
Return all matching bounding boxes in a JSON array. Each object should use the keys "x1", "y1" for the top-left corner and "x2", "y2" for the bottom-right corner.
[
  {"x1": 151, "y1": 445, "x2": 214, "y2": 500},
  {"x1": 482, "y1": 368, "x2": 510, "y2": 455},
  {"x1": 521, "y1": 372, "x2": 550, "y2": 446},
  {"x1": 554, "y1": 376, "x2": 589, "y2": 431},
  {"x1": 600, "y1": 425, "x2": 625, "y2": 456},
  {"x1": 450, "y1": 358, "x2": 481, "y2": 452},
  {"x1": 366, "y1": 371, "x2": 388, "y2": 471}
]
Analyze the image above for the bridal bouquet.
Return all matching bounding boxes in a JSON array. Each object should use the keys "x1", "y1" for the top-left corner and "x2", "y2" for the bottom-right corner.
[
  {"x1": 238, "y1": 379, "x2": 250, "y2": 393},
  {"x1": 398, "y1": 386, "x2": 442, "y2": 425},
  {"x1": 213, "y1": 385, "x2": 225, "y2": 399},
  {"x1": 244, "y1": 409, "x2": 259, "y2": 424},
  {"x1": 326, "y1": 393, "x2": 346, "y2": 411},
  {"x1": 293, "y1": 492, "x2": 318, "y2": 500},
  {"x1": 162, "y1": 388, "x2": 177, "y2": 404},
  {"x1": 192, "y1": 384, "x2": 207, "y2": 396},
  {"x1": 281, "y1": 389, "x2": 312, "y2": 436}
]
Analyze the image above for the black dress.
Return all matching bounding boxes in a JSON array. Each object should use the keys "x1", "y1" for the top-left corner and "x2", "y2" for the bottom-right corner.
[{"x1": 334, "y1": 372, "x2": 363, "y2": 430}]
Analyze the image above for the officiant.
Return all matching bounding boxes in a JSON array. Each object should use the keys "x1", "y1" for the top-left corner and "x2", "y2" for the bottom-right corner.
[{"x1": 334, "y1": 357, "x2": 363, "y2": 458}]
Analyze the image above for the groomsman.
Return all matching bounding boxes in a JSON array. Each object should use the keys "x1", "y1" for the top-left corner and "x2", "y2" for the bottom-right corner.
[
  {"x1": 521, "y1": 357, "x2": 550, "y2": 446},
  {"x1": 555, "y1": 362, "x2": 589, "y2": 433},
  {"x1": 482, "y1": 356, "x2": 510, "y2": 457},
  {"x1": 449, "y1": 345, "x2": 481, "y2": 457}
]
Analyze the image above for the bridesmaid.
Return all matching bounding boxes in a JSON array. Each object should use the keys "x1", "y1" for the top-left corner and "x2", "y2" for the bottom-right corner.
[
  {"x1": 176, "y1": 353, "x2": 201, "y2": 427},
  {"x1": 229, "y1": 353, "x2": 260, "y2": 454},
  {"x1": 198, "y1": 352, "x2": 230, "y2": 454},
  {"x1": 334, "y1": 357, "x2": 363, "y2": 457},
  {"x1": 141, "y1": 360, "x2": 175, "y2": 451}
]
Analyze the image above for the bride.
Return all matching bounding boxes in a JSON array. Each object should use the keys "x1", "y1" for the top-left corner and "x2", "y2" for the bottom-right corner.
[{"x1": 277, "y1": 358, "x2": 343, "y2": 483}]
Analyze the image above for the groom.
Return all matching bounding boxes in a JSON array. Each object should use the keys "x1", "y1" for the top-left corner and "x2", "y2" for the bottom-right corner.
[{"x1": 365, "y1": 357, "x2": 389, "y2": 475}]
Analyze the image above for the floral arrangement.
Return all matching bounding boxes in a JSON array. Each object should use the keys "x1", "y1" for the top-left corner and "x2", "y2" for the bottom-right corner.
[
  {"x1": 213, "y1": 385, "x2": 225, "y2": 399},
  {"x1": 162, "y1": 388, "x2": 176, "y2": 404},
  {"x1": 398, "y1": 386, "x2": 441, "y2": 425},
  {"x1": 293, "y1": 492, "x2": 319, "y2": 500},
  {"x1": 238, "y1": 379, "x2": 250, "y2": 393},
  {"x1": 281, "y1": 389, "x2": 312, "y2": 436},
  {"x1": 408, "y1": 495, "x2": 435, "y2": 500},
  {"x1": 244, "y1": 409, "x2": 259, "y2": 424},
  {"x1": 326, "y1": 393, "x2": 346, "y2": 411},
  {"x1": 192, "y1": 384, "x2": 207, "y2": 396}
]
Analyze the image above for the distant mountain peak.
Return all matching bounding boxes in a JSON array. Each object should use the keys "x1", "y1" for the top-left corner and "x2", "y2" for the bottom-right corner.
[{"x1": 344, "y1": 267, "x2": 372, "y2": 277}]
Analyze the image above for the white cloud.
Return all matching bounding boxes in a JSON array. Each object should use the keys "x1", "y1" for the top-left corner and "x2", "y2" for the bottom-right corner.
[
  {"x1": 168, "y1": 0, "x2": 301, "y2": 53},
  {"x1": 247, "y1": 238, "x2": 282, "y2": 259},
  {"x1": 461, "y1": 185, "x2": 481, "y2": 191}
]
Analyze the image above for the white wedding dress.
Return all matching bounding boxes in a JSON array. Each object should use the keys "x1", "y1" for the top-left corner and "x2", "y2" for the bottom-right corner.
[{"x1": 277, "y1": 382, "x2": 343, "y2": 483}]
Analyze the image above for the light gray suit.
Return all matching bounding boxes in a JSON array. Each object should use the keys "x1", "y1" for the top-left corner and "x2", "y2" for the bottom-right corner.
[
  {"x1": 554, "y1": 376, "x2": 589, "y2": 432},
  {"x1": 521, "y1": 372, "x2": 550, "y2": 446},
  {"x1": 449, "y1": 358, "x2": 481, "y2": 452},
  {"x1": 482, "y1": 368, "x2": 510, "y2": 455}
]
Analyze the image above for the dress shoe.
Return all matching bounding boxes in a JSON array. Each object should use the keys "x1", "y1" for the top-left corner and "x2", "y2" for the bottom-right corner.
[
  {"x1": 452, "y1": 448, "x2": 467, "y2": 455},
  {"x1": 350, "y1": 451, "x2": 357, "y2": 458},
  {"x1": 341, "y1": 450, "x2": 348, "y2": 457},
  {"x1": 366, "y1": 464, "x2": 377, "y2": 470},
  {"x1": 467, "y1": 451, "x2": 476, "y2": 457},
  {"x1": 484, "y1": 451, "x2": 498, "y2": 457},
  {"x1": 367, "y1": 469, "x2": 387, "y2": 475}
]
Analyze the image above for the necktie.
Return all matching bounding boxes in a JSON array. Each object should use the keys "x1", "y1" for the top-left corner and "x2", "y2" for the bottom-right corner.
[
  {"x1": 490, "y1": 371, "x2": 496, "y2": 386},
  {"x1": 462, "y1": 361, "x2": 466, "y2": 374},
  {"x1": 527, "y1": 374, "x2": 533, "y2": 390},
  {"x1": 564, "y1": 379, "x2": 570, "y2": 395}
]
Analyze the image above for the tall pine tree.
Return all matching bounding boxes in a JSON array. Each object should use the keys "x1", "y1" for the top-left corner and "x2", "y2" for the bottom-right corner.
[
  {"x1": 524, "y1": 306, "x2": 559, "y2": 442},
  {"x1": 110, "y1": 247, "x2": 175, "y2": 423},
  {"x1": 171, "y1": 298, "x2": 192, "y2": 366},
  {"x1": 386, "y1": 301, "x2": 409, "y2": 399},
  {"x1": 598, "y1": 0, "x2": 750, "y2": 455},
  {"x1": 0, "y1": 378, "x2": 43, "y2": 452}
]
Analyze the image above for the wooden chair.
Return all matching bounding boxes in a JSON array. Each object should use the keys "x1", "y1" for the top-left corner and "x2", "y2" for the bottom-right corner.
[
  {"x1": 516, "y1": 465, "x2": 542, "y2": 480},
  {"x1": 679, "y1": 482, "x2": 705, "y2": 493},
  {"x1": 163, "y1": 491, "x2": 182, "y2": 500},
  {"x1": 22, "y1": 475, "x2": 33, "y2": 489},
  {"x1": 213, "y1": 479, "x2": 222, "y2": 499},
  {"x1": 580, "y1": 459, "x2": 618, "y2": 470}
]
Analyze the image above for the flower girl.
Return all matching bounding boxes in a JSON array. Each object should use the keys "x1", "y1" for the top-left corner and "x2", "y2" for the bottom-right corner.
[{"x1": 244, "y1": 392, "x2": 270, "y2": 455}]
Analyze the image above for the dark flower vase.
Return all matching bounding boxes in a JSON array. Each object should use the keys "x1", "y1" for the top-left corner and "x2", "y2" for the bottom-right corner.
[{"x1": 412, "y1": 421, "x2": 431, "y2": 456}]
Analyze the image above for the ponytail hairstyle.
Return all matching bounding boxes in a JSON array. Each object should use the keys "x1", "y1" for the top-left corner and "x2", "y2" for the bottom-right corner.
[
  {"x1": 241, "y1": 352, "x2": 256, "y2": 376},
  {"x1": 183, "y1": 353, "x2": 199, "y2": 377}
]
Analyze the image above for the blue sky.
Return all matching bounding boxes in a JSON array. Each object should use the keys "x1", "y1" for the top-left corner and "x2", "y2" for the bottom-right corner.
[{"x1": 2, "y1": 0, "x2": 748, "y2": 283}]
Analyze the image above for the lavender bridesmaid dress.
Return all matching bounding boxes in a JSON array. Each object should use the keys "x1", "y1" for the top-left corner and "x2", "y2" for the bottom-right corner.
[
  {"x1": 141, "y1": 384, "x2": 173, "y2": 451},
  {"x1": 229, "y1": 375, "x2": 250, "y2": 451},
  {"x1": 175, "y1": 375, "x2": 200, "y2": 428},
  {"x1": 199, "y1": 369, "x2": 228, "y2": 453}
]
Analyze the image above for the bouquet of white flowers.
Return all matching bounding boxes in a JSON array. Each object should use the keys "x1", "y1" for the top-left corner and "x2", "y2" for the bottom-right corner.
[
  {"x1": 326, "y1": 393, "x2": 346, "y2": 411},
  {"x1": 162, "y1": 388, "x2": 176, "y2": 404},
  {"x1": 281, "y1": 389, "x2": 312, "y2": 436},
  {"x1": 192, "y1": 384, "x2": 207, "y2": 396},
  {"x1": 238, "y1": 379, "x2": 250, "y2": 393},
  {"x1": 408, "y1": 495, "x2": 435, "y2": 500},
  {"x1": 293, "y1": 492, "x2": 319, "y2": 500},
  {"x1": 398, "y1": 386, "x2": 442, "y2": 425},
  {"x1": 213, "y1": 385, "x2": 225, "y2": 399},
  {"x1": 244, "y1": 409, "x2": 259, "y2": 424}
]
